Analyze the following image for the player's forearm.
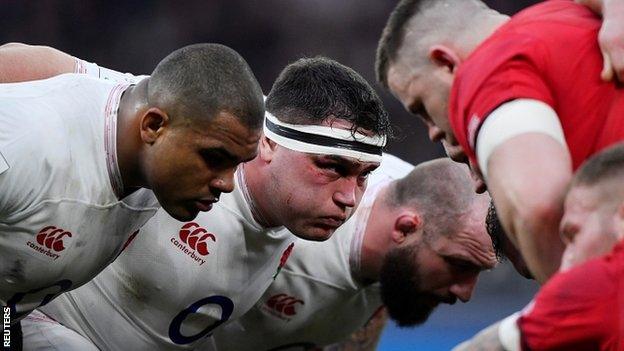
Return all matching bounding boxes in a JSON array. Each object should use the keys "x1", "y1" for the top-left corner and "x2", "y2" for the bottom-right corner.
[
  {"x1": 507, "y1": 193, "x2": 565, "y2": 285},
  {"x1": 486, "y1": 135, "x2": 570, "y2": 284},
  {"x1": 452, "y1": 322, "x2": 505, "y2": 351},
  {"x1": 323, "y1": 338, "x2": 378, "y2": 351},
  {"x1": 454, "y1": 312, "x2": 523, "y2": 351},
  {"x1": 0, "y1": 43, "x2": 75, "y2": 83},
  {"x1": 323, "y1": 308, "x2": 387, "y2": 351}
]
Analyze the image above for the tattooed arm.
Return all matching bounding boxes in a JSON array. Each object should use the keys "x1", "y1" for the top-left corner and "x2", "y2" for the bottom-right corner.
[{"x1": 323, "y1": 308, "x2": 388, "y2": 351}]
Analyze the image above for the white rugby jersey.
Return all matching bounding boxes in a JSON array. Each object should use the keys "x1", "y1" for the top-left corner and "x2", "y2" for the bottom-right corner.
[
  {"x1": 73, "y1": 58, "x2": 149, "y2": 84},
  {"x1": 0, "y1": 74, "x2": 159, "y2": 320},
  {"x1": 39, "y1": 168, "x2": 297, "y2": 350},
  {"x1": 212, "y1": 154, "x2": 413, "y2": 350}
]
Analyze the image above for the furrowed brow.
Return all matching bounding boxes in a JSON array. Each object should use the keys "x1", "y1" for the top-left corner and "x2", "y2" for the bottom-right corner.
[
  {"x1": 322, "y1": 155, "x2": 360, "y2": 169},
  {"x1": 206, "y1": 147, "x2": 241, "y2": 163}
]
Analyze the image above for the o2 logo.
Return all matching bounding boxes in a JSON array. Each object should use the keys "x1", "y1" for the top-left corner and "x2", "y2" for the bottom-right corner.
[
  {"x1": 6, "y1": 280, "x2": 72, "y2": 319},
  {"x1": 168, "y1": 295, "x2": 234, "y2": 345}
]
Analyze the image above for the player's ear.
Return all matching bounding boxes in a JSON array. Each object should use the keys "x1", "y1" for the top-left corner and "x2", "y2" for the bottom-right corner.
[
  {"x1": 140, "y1": 108, "x2": 169, "y2": 144},
  {"x1": 258, "y1": 136, "x2": 277, "y2": 163},
  {"x1": 428, "y1": 45, "x2": 461, "y2": 74},
  {"x1": 391, "y1": 211, "x2": 422, "y2": 244}
]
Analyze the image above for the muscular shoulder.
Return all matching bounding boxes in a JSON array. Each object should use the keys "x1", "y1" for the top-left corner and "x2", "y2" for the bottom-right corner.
[
  {"x1": 0, "y1": 75, "x2": 117, "y2": 216},
  {"x1": 449, "y1": 2, "x2": 600, "y2": 163}
]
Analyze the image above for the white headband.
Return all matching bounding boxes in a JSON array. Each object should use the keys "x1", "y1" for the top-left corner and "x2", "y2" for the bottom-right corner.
[{"x1": 263, "y1": 112, "x2": 386, "y2": 163}]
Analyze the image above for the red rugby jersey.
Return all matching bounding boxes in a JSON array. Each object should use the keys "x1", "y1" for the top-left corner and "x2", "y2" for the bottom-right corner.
[
  {"x1": 518, "y1": 240, "x2": 624, "y2": 350},
  {"x1": 449, "y1": 0, "x2": 624, "y2": 170}
]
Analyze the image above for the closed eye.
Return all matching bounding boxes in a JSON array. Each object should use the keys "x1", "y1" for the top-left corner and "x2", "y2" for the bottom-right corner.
[
  {"x1": 409, "y1": 102, "x2": 429, "y2": 120},
  {"x1": 316, "y1": 160, "x2": 349, "y2": 177},
  {"x1": 200, "y1": 148, "x2": 239, "y2": 169},
  {"x1": 446, "y1": 257, "x2": 482, "y2": 273}
]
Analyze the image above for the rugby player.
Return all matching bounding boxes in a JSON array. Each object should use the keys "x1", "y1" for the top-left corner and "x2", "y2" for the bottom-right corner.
[
  {"x1": 455, "y1": 143, "x2": 624, "y2": 350},
  {"x1": 517, "y1": 143, "x2": 624, "y2": 350},
  {"x1": 0, "y1": 43, "x2": 264, "y2": 349},
  {"x1": 5, "y1": 51, "x2": 391, "y2": 350},
  {"x1": 213, "y1": 158, "x2": 496, "y2": 350},
  {"x1": 376, "y1": 0, "x2": 624, "y2": 283}
]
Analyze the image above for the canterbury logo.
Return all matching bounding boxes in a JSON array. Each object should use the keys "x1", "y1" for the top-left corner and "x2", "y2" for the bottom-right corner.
[
  {"x1": 266, "y1": 294, "x2": 304, "y2": 316},
  {"x1": 179, "y1": 222, "x2": 215, "y2": 256},
  {"x1": 35, "y1": 226, "x2": 72, "y2": 252}
]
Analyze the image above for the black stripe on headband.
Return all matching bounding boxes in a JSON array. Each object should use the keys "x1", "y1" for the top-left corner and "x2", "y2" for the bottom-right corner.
[{"x1": 265, "y1": 118, "x2": 383, "y2": 156}]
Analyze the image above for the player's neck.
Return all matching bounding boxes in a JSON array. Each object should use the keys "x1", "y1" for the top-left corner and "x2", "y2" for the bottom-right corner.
[
  {"x1": 358, "y1": 191, "x2": 391, "y2": 283},
  {"x1": 116, "y1": 80, "x2": 149, "y2": 196},
  {"x1": 240, "y1": 159, "x2": 280, "y2": 228}
]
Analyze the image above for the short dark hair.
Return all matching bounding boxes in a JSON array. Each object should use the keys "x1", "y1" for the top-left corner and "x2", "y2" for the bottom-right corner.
[
  {"x1": 572, "y1": 143, "x2": 624, "y2": 187},
  {"x1": 376, "y1": 0, "x2": 421, "y2": 87},
  {"x1": 148, "y1": 43, "x2": 264, "y2": 129},
  {"x1": 486, "y1": 201, "x2": 504, "y2": 262},
  {"x1": 266, "y1": 56, "x2": 392, "y2": 138}
]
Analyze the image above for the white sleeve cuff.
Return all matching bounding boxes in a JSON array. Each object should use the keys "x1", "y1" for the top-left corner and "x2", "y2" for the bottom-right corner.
[
  {"x1": 476, "y1": 99, "x2": 567, "y2": 179},
  {"x1": 498, "y1": 312, "x2": 522, "y2": 351}
]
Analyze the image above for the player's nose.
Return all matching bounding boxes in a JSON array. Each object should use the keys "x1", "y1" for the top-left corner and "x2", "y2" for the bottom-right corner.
[
  {"x1": 449, "y1": 276, "x2": 478, "y2": 303},
  {"x1": 428, "y1": 125, "x2": 445, "y2": 143},
  {"x1": 211, "y1": 169, "x2": 235, "y2": 194},
  {"x1": 333, "y1": 178, "x2": 357, "y2": 209}
]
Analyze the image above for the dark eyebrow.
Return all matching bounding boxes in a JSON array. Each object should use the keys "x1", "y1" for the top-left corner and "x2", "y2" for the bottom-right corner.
[
  {"x1": 203, "y1": 147, "x2": 254, "y2": 164},
  {"x1": 321, "y1": 155, "x2": 359, "y2": 168},
  {"x1": 447, "y1": 255, "x2": 490, "y2": 272}
]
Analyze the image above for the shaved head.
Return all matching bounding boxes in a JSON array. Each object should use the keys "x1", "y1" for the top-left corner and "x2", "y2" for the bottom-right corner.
[
  {"x1": 571, "y1": 143, "x2": 624, "y2": 208},
  {"x1": 376, "y1": 0, "x2": 498, "y2": 87},
  {"x1": 387, "y1": 158, "x2": 486, "y2": 235},
  {"x1": 148, "y1": 43, "x2": 265, "y2": 130},
  {"x1": 573, "y1": 143, "x2": 624, "y2": 187}
]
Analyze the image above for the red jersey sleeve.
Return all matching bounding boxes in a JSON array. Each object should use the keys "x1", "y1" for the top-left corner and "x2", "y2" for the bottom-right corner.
[
  {"x1": 449, "y1": 33, "x2": 555, "y2": 165},
  {"x1": 449, "y1": 0, "x2": 613, "y2": 169},
  {"x1": 518, "y1": 256, "x2": 618, "y2": 350}
]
